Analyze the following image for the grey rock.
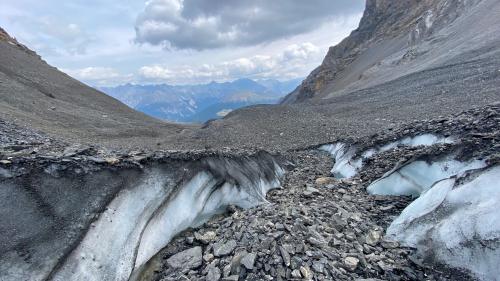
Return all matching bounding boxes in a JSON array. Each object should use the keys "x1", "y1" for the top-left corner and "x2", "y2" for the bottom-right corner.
[
  {"x1": 279, "y1": 246, "x2": 291, "y2": 267},
  {"x1": 241, "y1": 252, "x2": 256, "y2": 270},
  {"x1": 381, "y1": 240, "x2": 399, "y2": 249},
  {"x1": 166, "y1": 246, "x2": 202, "y2": 270},
  {"x1": 206, "y1": 265, "x2": 221, "y2": 281},
  {"x1": 344, "y1": 257, "x2": 359, "y2": 271},
  {"x1": 312, "y1": 261, "x2": 325, "y2": 273},
  {"x1": 303, "y1": 184, "x2": 320, "y2": 196},
  {"x1": 195, "y1": 231, "x2": 217, "y2": 244},
  {"x1": 300, "y1": 266, "x2": 313, "y2": 280},
  {"x1": 291, "y1": 269, "x2": 302, "y2": 278},
  {"x1": 203, "y1": 253, "x2": 215, "y2": 263},
  {"x1": 223, "y1": 264, "x2": 232, "y2": 278},
  {"x1": 230, "y1": 251, "x2": 247, "y2": 275},
  {"x1": 365, "y1": 230, "x2": 382, "y2": 246},
  {"x1": 213, "y1": 240, "x2": 237, "y2": 257}
]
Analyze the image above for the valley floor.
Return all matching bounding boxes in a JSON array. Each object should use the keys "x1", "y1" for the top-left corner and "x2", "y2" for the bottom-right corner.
[{"x1": 147, "y1": 150, "x2": 473, "y2": 281}]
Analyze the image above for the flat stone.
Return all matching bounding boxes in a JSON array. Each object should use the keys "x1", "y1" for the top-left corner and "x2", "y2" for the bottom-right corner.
[
  {"x1": 241, "y1": 252, "x2": 256, "y2": 270},
  {"x1": 222, "y1": 275, "x2": 239, "y2": 281},
  {"x1": 279, "y1": 246, "x2": 291, "y2": 267},
  {"x1": 379, "y1": 205, "x2": 394, "y2": 211},
  {"x1": 381, "y1": 240, "x2": 399, "y2": 249},
  {"x1": 315, "y1": 177, "x2": 337, "y2": 186},
  {"x1": 166, "y1": 246, "x2": 202, "y2": 270},
  {"x1": 206, "y1": 265, "x2": 221, "y2": 281},
  {"x1": 303, "y1": 184, "x2": 320, "y2": 196},
  {"x1": 213, "y1": 240, "x2": 237, "y2": 257},
  {"x1": 312, "y1": 261, "x2": 325, "y2": 273}
]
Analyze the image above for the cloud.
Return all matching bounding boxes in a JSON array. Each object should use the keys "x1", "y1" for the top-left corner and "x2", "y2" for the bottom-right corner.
[
  {"x1": 63, "y1": 67, "x2": 133, "y2": 86},
  {"x1": 135, "y1": 0, "x2": 364, "y2": 50},
  {"x1": 138, "y1": 42, "x2": 321, "y2": 83},
  {"x1": 37, "y1": 19, "x2": 94, "y2": 55}
]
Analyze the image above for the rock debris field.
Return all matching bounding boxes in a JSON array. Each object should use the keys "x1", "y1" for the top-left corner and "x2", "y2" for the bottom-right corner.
[
  {"x1": 144, "y1": 104, "x2": 500, "y2": 281},
  {"x1": 148, "y1": 151, "x2": 470, "y2": 281}
]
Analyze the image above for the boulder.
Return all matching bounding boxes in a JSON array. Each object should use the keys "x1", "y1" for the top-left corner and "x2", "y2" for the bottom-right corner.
[{"x1": 166, "y1": 246, "x2": 202, "y2": 270}]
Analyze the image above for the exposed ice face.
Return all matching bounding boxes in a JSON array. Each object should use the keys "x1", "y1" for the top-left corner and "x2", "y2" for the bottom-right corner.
[
  {"x1": 378, "y1": 134, "x2": 454, "y2": 152},
  {"x1": 366, "y1": 158, "x2": 486, "y2": 197},
  {"x1": 135, "y1": 169, "x2": 282, "y2": 269},
  {"x1": 51, "y1": 168, "x2": 172, "y2": 281},
  {"x1": 320, "y1": 134, "x2": 454, "y2": 179},
  {"x1": 51, "y1": 159, "x2": 284, "y2": 281},
  {"x1": 319, "y1": 143, "x2": 359, "y2": 178},
  {"x1": 386, "y1": 165, "x2": 500, "y2": 281}
]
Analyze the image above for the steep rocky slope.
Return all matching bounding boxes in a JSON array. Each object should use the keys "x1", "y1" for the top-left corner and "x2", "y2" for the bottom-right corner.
[
  {"x1": 282, "y1": 0, "x2": 498, "y2": 103},
  {"x1": 0, "y1": 29, "x2": 193, "y2": 149}
]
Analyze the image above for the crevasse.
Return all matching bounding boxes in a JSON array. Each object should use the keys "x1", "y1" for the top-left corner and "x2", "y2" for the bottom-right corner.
[
  {"x1": 43, "y1": 155, "x2": 284, "y2": 281},
  {"x1": 366, "y1": 157, "x2": 486, "y2": 197},
  {"x1": 320, "y1": 134, "x2": 454, "y2": 179}
]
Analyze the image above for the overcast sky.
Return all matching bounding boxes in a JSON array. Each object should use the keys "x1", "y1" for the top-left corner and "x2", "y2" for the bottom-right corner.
[{"x1": 0, "y1": 0, "x2": 364, "y2": 86}]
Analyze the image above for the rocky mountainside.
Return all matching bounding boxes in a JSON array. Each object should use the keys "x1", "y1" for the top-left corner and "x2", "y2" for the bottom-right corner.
[
  {"x1": 282, "y1": 0, "x2": 496, "y2": 103},
  {"x1": 0, "y1": 30, "x2": 192, "y2": 150},
  {"x1": 100, "y1": 78, "x2": 300, "y2": 123}
]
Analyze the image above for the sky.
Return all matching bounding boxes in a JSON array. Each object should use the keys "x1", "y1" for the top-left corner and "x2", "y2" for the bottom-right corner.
[{"x1": 0, "y1": 0, "x2": 365, "y2": 86}]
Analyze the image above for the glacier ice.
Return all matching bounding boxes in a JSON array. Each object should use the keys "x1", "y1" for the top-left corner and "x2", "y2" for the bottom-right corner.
[
  {"x1": 386, "y1": 165, "x2": 500, "y2": 281},
  {"x1": 51, "y1": 159, "x2": 284, "y2": 281},
  {"x1": 134, "y1": 170, "x2": 282, "y2": 269},
  {"x1": 319, "y1": 143, "x2": 360, "y2": 178},
  {"x1": 51, "y1": 168, "x2": 172, "y2": 281},
  {"x1": 320, "y1": 134, "x2": 455, "y2": 179},
  {"x1": 366, "y1": 157, "x2": 486, "y2": 197}
]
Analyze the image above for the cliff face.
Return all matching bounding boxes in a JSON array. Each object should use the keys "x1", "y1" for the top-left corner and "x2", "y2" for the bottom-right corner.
[{"x1": 282, "y1": 0, "x2": 485, "y2": 103}]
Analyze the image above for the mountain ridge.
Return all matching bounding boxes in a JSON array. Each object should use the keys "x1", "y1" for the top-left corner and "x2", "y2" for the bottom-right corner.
[
  {"x1": 99, "y1": 78, "x2": 301, "y2": 122},
  {"x1": 282, "y1": 0, "x2": 491, "y2": 103}
]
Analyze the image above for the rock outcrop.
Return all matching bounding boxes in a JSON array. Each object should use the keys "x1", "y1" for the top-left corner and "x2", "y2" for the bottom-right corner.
[
  {"x1": 282, "y1": 0, "x2": 493, "y2": 103},
  {"x1": 0, "y1": 27, "x2": 39, "y2": 57}
]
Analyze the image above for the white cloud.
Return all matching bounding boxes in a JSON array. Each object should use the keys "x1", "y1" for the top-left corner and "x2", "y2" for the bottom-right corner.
[
  {"x1": 138, "y1": 42, "x2": 322, "y2": 84},
  {"x1": 63, "y1": 67, "x2": 133, "y2": 86},
  {"x1": 138, "y1": 65, "x2": 174, "y2": 79},
  {"x1": 1, "y1": 0, "x2": 364, "y2": 86},
  {"x1": 283, "y1": 43, "x2": 320, "y2": 60}
]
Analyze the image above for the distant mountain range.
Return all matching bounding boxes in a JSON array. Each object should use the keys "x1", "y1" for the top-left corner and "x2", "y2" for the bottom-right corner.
[{"x1": 99, "y1": 78, "x2": 302, "y2": 123}]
